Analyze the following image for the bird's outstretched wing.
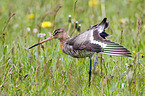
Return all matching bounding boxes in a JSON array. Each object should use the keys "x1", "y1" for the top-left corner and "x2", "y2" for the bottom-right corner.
[
  {"x1": 67, "y1": 18, "x2": 109, "y2": 47},
  {"x1": 101, "y1": 40, "x2": 131, "y2": 57},
  {"x1": 66, "y1": 18, "x2": 131, "y2": 57},
  {"x1": 67, "y1": 30, "x2": 131, "y2": 57}
]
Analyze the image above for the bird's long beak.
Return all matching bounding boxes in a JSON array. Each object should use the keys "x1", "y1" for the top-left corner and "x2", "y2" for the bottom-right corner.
[{"x1": 28, "y1": 36, "x2": 54, "y2": 49}]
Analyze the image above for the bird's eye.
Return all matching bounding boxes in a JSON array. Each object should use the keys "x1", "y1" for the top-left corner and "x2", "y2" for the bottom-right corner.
[
  {"x1": 56, "y1": 32, "x2": 60, "y2": 34},
  {"x1": 53, "y1": 31, "x2": 60, "y2": 36}
]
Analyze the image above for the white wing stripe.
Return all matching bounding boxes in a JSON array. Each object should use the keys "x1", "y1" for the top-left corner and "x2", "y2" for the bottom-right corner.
[{"x1": 90, "y1": 30, "x2": 107, "y2": 48}]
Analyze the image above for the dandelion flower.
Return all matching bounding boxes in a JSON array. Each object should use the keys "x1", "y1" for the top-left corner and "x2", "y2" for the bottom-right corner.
[
  {"x1": 143, "y1": 25, "x2": 145, "y2": 28},
  {"x1": 133, "y1": 51, "x2": 135, "y2": 53},
  {"x1": 141, "y1": 54, "x2": 143, "y2": 56},
  {"x1": 41, "y1": 21, "x2": 52, "y2": 28},
  {"x1": 33, "y1": 28, "x2": 38, "y2": 33},
  {"x1": 37, "y1": 33, "x2": 46, "y2": 38},
  {"x1": 27, "y1": 27, "x2": 31, "y2": 32},
  {"x1": 68, "y1": 15, "x2": 71, "y2": 23},
  {"x1": 27, "y1": 14, "x2": 34, "y2": 19},
  {"x1": 88, "y1": 0, "x2": 98, "y2": 7},
  {"x1": 141, "y1": 54, "x2": 144, "y2": 58}
]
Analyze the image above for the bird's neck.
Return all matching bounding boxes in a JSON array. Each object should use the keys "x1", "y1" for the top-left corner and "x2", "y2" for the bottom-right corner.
[{"x1": 59, "y1": 36, "x2": 70, "y2": 50}]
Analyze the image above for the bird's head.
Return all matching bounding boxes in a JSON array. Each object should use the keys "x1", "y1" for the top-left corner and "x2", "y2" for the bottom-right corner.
[
  {"x1": 28, "y1": 28, "x2": 69, "y2": 49},
  {"x1": 53, "y1": 28, "x2": 69, "y2": 41}
]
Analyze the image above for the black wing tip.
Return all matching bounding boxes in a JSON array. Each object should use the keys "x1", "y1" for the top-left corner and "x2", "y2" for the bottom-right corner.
[
  {"x1": 99, "y1": 18, "x2": 109, "y2": 29},
  {"x1": 103, "y1": 17, "x2": 107, "y2": 21},
  {"x1": 91, "y1": 18, "x2": 108, "y2": 29},
  {"x1": 102, "y1": 18, "x2": 107, "y2": 23},
  {"x1": 98, "y1": 18, "x2": 107, "y2": 26}
]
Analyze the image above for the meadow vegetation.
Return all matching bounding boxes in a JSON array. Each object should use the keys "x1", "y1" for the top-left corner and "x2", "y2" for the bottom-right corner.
[{"x1": 0, "y1": 0, "x2": 144, "y2": 95}]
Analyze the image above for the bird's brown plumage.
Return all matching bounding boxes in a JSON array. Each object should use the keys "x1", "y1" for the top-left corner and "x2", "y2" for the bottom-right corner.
[{"x1": 29, "y1": 18, "x2": 131, "y2": 57}]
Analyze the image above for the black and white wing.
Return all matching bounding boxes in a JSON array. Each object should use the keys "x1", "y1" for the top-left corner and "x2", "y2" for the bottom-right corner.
[
  {"x1": 66, "y1": 29, "x2": 103, "y2": 53},
  {"x1": 67, "y1": 18, "x2": 109, "y2": 51},
  {"x1": 92, "y1": 18, "x2": 110, "y2": 39},
  {"x1": 66, "y1": 18, "x2": 131, "y2": 57},
  {"x1": 67, "y1": 31, "x2": 131, "y2": 57}
]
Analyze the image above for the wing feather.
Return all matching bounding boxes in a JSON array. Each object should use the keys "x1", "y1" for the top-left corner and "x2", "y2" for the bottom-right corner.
[
  {"x1": 102, "y1": 40, "x2": 132, "y2": 57},
  {"x1": 66, "y1": 18, "x2": 131, "y2": 57}
]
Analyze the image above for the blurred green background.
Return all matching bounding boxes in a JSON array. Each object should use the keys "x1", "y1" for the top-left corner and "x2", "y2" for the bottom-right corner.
[{"x1": 0, "y1": 0, "x2": 144, "y2": 95}]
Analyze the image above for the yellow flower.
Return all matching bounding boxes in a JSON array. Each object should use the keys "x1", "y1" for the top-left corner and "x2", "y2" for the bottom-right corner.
[
  {"x1": 88, "y1": 0, "x2": 98, "y2": 7},
  {"x1": 27, "y1": 14, "x2": 34, "y2": 19},
  {"x1": 41, "y1": 21, "x2": 52, "y2": 28},
  {"x1": 133, "y1": 51, "x2": 135, "y2": 53},
  {"x1": 143, "y1": 25, "x2": 145, "y2": 28},
  {"x1": 141, "y1": 54, "x2": 144, "y2": 58}
]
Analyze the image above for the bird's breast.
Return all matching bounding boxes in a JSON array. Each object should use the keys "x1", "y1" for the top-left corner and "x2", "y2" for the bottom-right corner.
[{"x1": 60, "y1": 43, "x2": 63, "y2": 50}]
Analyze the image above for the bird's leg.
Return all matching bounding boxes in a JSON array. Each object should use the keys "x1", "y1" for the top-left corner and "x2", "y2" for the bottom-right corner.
[
  {"x1": 88, "y1": 56, "x2": 93, "y2": 87},
  {"x1": 94, "y1": 53, "x2": 98, "y2": 71}
]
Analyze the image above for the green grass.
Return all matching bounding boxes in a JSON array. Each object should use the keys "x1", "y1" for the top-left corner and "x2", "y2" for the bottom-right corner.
[{"x1": 0, "y1": 0, "x2": 145, "y2": 95}]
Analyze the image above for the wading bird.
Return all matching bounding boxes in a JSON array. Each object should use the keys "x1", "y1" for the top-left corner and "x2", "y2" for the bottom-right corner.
[{"x1": 29, "y1": 18, "x2": 131, "y2": 87}]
